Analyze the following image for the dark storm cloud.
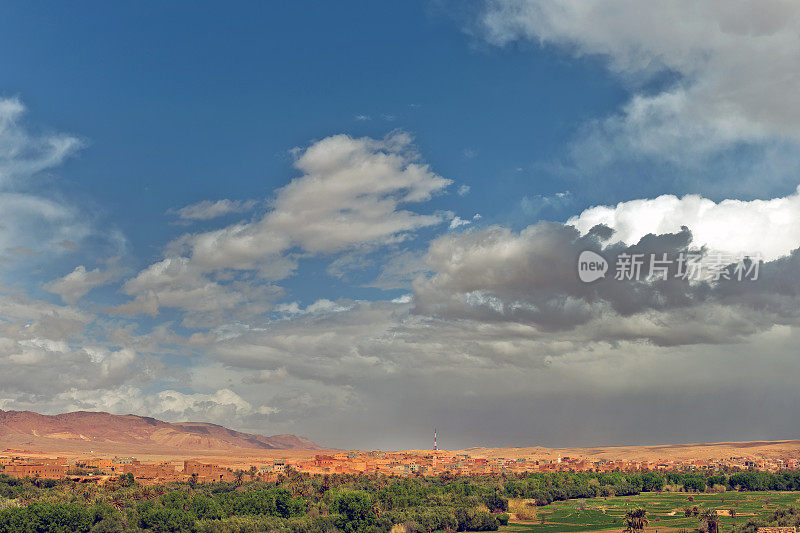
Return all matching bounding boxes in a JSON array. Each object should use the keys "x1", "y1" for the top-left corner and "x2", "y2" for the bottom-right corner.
[{"x1": 412, "y1": 221, "x2": 800, "y2": 346}]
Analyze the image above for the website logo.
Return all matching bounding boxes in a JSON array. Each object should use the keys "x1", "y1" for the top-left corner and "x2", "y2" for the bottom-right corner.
[{"x1": 577, "y1": 250, "x2": 608, "y2": 283}]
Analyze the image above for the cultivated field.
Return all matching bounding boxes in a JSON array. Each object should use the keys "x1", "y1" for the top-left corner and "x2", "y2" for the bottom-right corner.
[{"x1": 503, "y1": 491, "x2": 800, "y2": 532}]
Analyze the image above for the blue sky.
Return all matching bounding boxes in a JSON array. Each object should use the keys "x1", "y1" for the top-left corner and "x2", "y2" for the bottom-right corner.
[
  {"x1": 1, "y1": 1, "x2": 621, "y2": 254},
  {"x1": 2, "y1": 1, "x2": 800, "y2": 449}
]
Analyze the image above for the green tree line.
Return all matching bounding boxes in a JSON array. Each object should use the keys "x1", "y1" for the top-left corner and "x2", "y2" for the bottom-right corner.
[{"x1": 2, "y1": 468, "x2": 800, "y2": 532}]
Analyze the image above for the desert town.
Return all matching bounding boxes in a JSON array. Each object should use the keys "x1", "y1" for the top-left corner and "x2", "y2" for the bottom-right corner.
[{"x1": 2, "y1": 450, "x2": 799, "y2": 485}]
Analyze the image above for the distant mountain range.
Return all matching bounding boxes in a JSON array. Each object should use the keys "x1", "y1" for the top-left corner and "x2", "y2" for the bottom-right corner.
[{"x1": 0, "y1": 410, "x2": 324, "y2": 452}]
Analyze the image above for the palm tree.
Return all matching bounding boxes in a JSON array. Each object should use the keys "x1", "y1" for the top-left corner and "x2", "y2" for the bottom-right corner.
[
  {"x1": 623, "y1": 508, "x2": 649, "y2": 532},
  {"x1": 700, "y1": 509, "x2": 719, "y2": 533},
  {"x1": 234, "y1": 470, "x2": 244, "y2": 487},
  {"x1": 110, "y1": 493, "x2": 125, "y2": 512}
]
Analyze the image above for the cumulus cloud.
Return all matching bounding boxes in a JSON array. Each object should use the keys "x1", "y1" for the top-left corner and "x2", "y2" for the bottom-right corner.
[
  {"x1": 169, "y1": 199, "x2": 259, "y2": 222},
  {"x1": 448, "y1": 216, "x2": 472, "y2": 230},
  {"x1": 0, "y1": 288, "x2": 92, "y2": 338},
  {"x1": 200, "y1": 216, "x2": 795, "y2": 392},
  {"x1": 294, "y1": 133, "x2": 445, "y2": 240},
  {"x1": 413, "y1": 219, "x2": 800, "y2": 339},
  {"x1": 186, "y1": 132, "x2": 449, "y2": 267},
  {"x1": 121, "y1": 132, "x2": 450, "y2": 314},
  {"x1": 483, "y1": 1, "x2": 800, "y2": 140},
  {"x1": 414, "y1": 223, "x2": 630, "y2": 330},
  {"x1": 218, "y1": 264, "x2": 762, "y2": 384},
  {"x1": 274, "y1": 298, "x2": 351, "y2": 316},
  {"x1": 0, "y1": 286, "x2": 230, "y2": 428},
  {"x1": 568, "y1": 186, "x2": 800, "y2": 261},
  {"x1": 210, "y1": 301, "x2": 416, "y2": 382},
  {"x1": 0, "y1": 288, "x2": 161, "y2": 409},
  {"x1": 16, "y1": 205, "x2": 800, "y2": 447},
  {"x1": 195, "y1": 277, "x2": 800, "y2": 446},
  {"x1": 480, "y1": 0, "x2": 800, "y2": 189},
  {"x1": 121, "y1": 257, "x2": 248, "y2": 313},
  {"x1": 366, "y1": 250, "x2": 430, "y2": 290},
  {"x1": 0, "y1": 343, "x2": 144, "y2": 397},
  {"x1": 50, "y1": 386, "x2": 277, "y2": 425},
  {"x1": 111, "y1": 257, "x2": 282, "y2": 321},
  {"x1": 35, "y1": 192, "x2": 800, "y2": 447},
  {"x1": 7, "y1": 90, "x2": 800, "y2": 448},
  {"x1": 44, "y1": 264, "x2": 116, "y2": 304}
]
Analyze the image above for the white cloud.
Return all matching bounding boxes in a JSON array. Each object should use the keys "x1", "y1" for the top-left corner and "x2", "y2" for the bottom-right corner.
[
  {"x1": 172, "y1": 223, "x2": 295, "y2": 278},
  {"x1": 271, "y1": 132, "x2": 451, "y2": 251},
  {"x1": 9, "y1": 88, "x2": 800, "y2": 446},
  {"x1": 198, "y1": 275, "x2": 800, "y2": 446},
  {"x1": 366, "y1": 250, "x2": 429, "y2": 290},
  {"x1": 121, "y1": 257, "x2": 244, "y2": 312},
  {"x1": 152, "y1": 388, "x2": 264, "y2": 419},
  {"x1": 274, "y1": 298, "x2": 351, "y2": 316},
  {"x1": 54, "y1": 386, "x2": 277, "y2": 424},
  {"x1": 183, "y1": 132, "x2": 449, "y2": 271},
  {"x1": 413, "y1": 216, "x2": 800, "y2": 339},
  {"x1": 0, "y1": 193, "x2": 93, "y2": 257},
  {"x1": 44, "y1": 265, "x2": 116, "y2": 304},
  {"x1": 0, "y1": 288, "x2": 92, "y2": 337},
  {"x1": 0, "y1": 97, "x2": 82, "y2": 186},
  {"x1": 457, "y1": 184, "x2": 471, "y2": 196},
  {"x1": 170, "y1": 199, "x2": 259, "y2": 221},
  {"x1": 0, "y1": 289, "x2": 154, "y2": 401},
  {"x1": 519, "y1": 191, "x2": 572, "y2": 218},
  {"x1": 481, "y1": 0, "x2": 800, "y2": 162},
  {"x1": 121, "y1": 132, "x2": 451, "y2": 314},
  {"x1": 0, "y1": 98, "x2": 84, "y2": 255},
  {"x1": 448, "y1": 216, "x2": 472, "y2": 230},
  {"x1": 115, "y1": 257, "x2": 281, "y2": 319},
  {"x1": 0, "y1": 97, "x2": 124, "y2": 262},
  {"x1": 568, "y1": 185, "x2": 800, "y2": 260}
]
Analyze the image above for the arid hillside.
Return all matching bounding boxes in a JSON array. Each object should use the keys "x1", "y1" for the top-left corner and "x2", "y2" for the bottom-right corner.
[{"x1": 0, "y1": 410, "x2": 324, "y2": 453}]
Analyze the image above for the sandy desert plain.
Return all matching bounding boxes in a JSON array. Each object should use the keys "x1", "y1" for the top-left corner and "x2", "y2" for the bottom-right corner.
[{"x1": 4, "y1": 438, "x2": 800, "y2": 471}]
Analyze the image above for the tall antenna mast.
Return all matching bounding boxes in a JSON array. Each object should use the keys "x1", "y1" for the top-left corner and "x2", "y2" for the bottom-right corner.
[{"x1": 434, "y1": 426, "x2": 438, "y2": 451}]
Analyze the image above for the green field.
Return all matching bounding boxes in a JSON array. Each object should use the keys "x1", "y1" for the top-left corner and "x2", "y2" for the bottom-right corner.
[{"x1": 503, "y1": 491, "x2": 800, "y2": 532}]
